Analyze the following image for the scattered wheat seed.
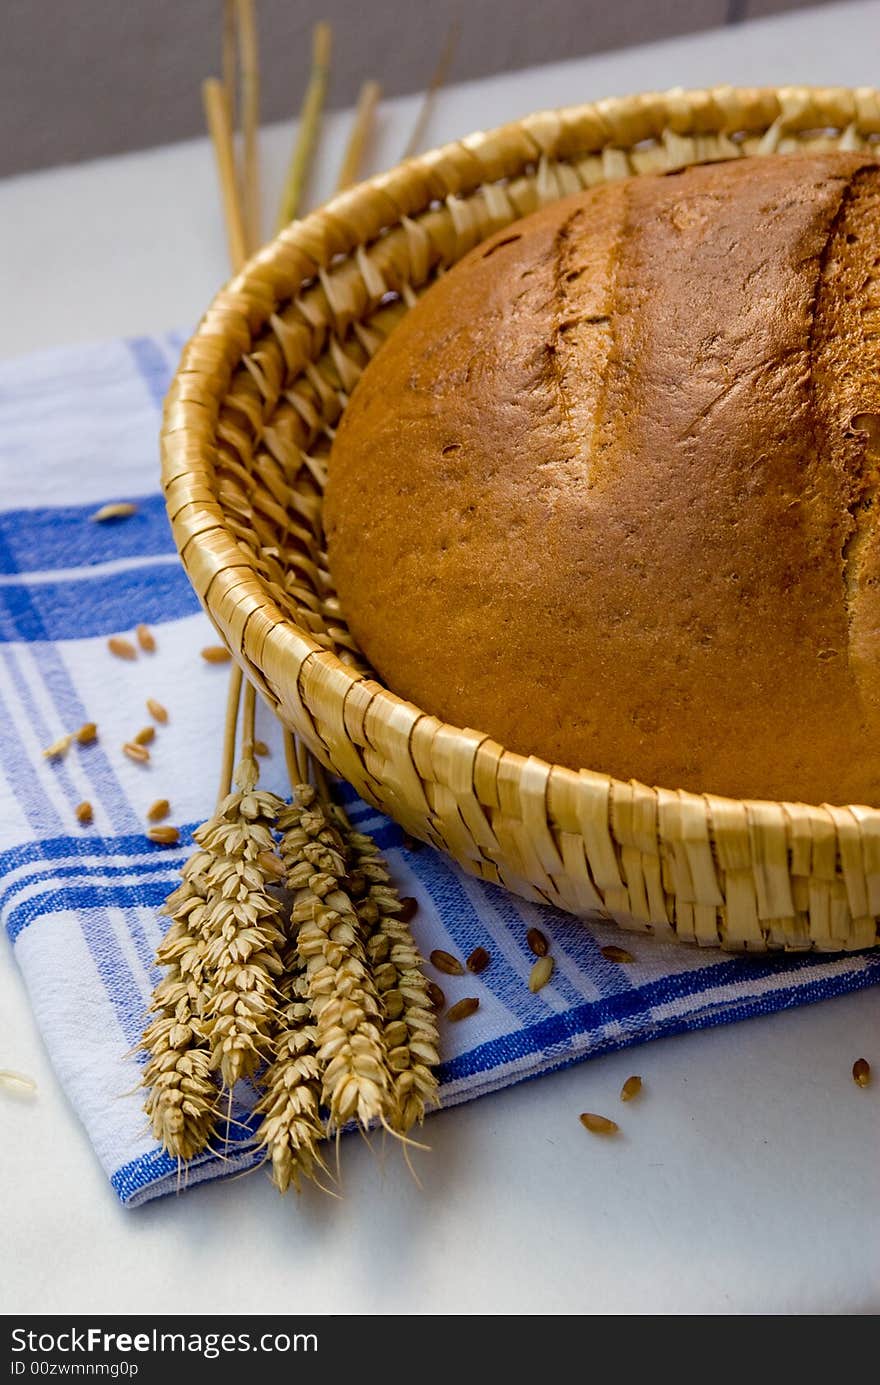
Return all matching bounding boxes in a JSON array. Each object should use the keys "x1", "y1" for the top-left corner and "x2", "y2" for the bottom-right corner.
[
  {"x1": 123, "y1": 742, "x2": 150, "y2": 764},
  {"x1": 0, "y1": 1069, "x2": 37, "y2": 1094},
  {"x1": 42, "y1": 734, "x2": 73, "y2": 759},
  {"x1": 201, "y1": 645, "x2": 231, "y2": 664},
  {"x1": 580, "y1": 1112, "x2": 619, "y2": 1135},
  {"x1": 253, "y1": 739, "x2": 269, "y2": 756},
  {"x1": 75, "y1": 721, "x2": 98, "y2": 745},
  {"x1": 620, "y1": 1075, "x2": 642, "y2": 1102},
  {"x1": 90, "y1": 502, "x2": 136, "y2": 522},
  {"x1": 526, "y1": 927, "x2": 549, "y2": 957},
  {"x1": 446, "y1": 997, "x2": 479, "y2": 1022},
  {"x1": 147, "y1": 798, "x2": 170, "y2": 822},
  {"x1": 108, "y1": 636, "x2": 137, "y2": 661},
  {"x1": 134, "y1": 725, "x2": 155, "y2": 746},
  {"x1": 602, "y1": 945, "x2": 636, "y2": 963},
  {"x1": 397, "y1": 896, "x2": 418, "y2": 922},
  {"x1": 147, "y1": 826, "x2": 180, "y2": 846},
  {"x1": 467, "y1": 945, "x2": 491, "y2": 974},
  {"x1": 75, "y1": 801, "x2": 93, "y2": 825},
  {"x1": 426, "y1": 980, "x2": 446, "y2": 1013},
  {"x1": 853, "y1": 1058, "x2": 871, "y2": 1088},
  {"x1": 136, "y1": 623, "x2": 156, "y2": 653},
  {"x1": 146, "y1": 698, "x2": 168, "y2": 724},
  {"x1": 430, "y1": 948, "x2": 464, "y2": 976},
  {"x1": 529, "y1": 956, "x2": 554, "y2": 992}
]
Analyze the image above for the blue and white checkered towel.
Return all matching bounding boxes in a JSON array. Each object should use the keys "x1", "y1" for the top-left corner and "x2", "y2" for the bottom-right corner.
[{"x1": 3, "y1": 332, "x2": 880, "y2": 1208}]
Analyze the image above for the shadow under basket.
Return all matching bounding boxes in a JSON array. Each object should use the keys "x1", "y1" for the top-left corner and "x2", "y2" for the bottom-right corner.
[{"x1": 162, "y1": 83, "x2": 880, "y2": 954}]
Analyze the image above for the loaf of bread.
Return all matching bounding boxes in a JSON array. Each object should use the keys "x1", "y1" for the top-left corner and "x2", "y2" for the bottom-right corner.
[{"x1": 324, "y1": 152, "x2": 880, "y2": 804}]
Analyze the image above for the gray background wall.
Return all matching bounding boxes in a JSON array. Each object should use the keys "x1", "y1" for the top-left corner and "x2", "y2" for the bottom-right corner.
[{"x1": 3, "y1": 0, "x2": 837, "y2": 177}]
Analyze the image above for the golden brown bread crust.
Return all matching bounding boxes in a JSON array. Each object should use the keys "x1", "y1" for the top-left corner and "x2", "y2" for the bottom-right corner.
[{"x1": 324, "y1": 152, "x2": 880, "y2": 804}]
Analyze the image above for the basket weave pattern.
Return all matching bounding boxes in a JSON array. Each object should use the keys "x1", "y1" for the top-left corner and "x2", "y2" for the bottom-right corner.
[{"x1": 162, "y1": 86, "x2": 880, "y2": 953}]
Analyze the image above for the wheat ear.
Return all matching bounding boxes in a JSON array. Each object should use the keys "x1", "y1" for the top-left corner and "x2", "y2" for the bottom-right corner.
[{"x1": 345, "y1": 830, "x2": 440, "y2": 1131}]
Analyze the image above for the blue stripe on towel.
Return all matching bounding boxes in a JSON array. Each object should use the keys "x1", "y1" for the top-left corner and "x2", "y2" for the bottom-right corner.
[
  {"x1": 0, "y1": 495, "x2": 174, "y2": 576},
  {"x1": 0, "y1": 560, "x2": 200, "y2": 642}
]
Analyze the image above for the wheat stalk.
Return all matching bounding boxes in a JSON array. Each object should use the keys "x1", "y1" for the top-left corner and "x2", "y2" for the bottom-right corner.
[{"x1": 276, "y1": 21, "x2": 333, "y2": 229}]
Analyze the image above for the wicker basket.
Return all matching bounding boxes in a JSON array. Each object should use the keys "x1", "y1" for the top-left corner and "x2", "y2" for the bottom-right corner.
[{"x1": 162, "y1": 84, "x2": 880, "y2": 954}]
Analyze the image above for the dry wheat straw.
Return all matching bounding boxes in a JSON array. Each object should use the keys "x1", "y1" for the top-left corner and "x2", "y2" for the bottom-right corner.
[
  {"x1": 236, "y1": 0, "x2": 261, "y2": 250},
  {"x1": 276, "y1": 21, "x2": 332, "y2": 230},
  {"x1": 202, "y1": 77, "x2": 248, "y2": 270},
  {"x1": 336, "y1": 80, "x2": 381, "y2": 192}
]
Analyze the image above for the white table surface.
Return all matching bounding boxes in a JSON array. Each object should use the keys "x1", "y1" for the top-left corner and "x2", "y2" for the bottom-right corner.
[{"x1": 2, "y1": 0, "x2": 880, "y2": 1317}]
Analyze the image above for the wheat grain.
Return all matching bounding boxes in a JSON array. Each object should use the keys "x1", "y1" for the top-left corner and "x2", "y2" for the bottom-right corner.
[
  {"x1": 134, "y1": 726, "x2": 156, "y2": 746},
  {"x1": 123, "y1": 742, "x2": 150, "y2": 764},
  {"x1": 90, "y1": 502, "x2": 136, "y2": 522},
  {"x1": 526, "y1": 927, "x2": 549, "y2": 957},
  {"x1": 42, "y1": 734, "x2": 73, "y2": 759},
  {"x1": 146, "y1": 698, "x2": 168, "y2": 724},
  {"x1": 201, "y1": 645, "x2": 232, "y2": 664},
  {"x1": 75, "y1": 801, "x2": 93, "y2": 825},
  {"x1": 528, "y1": 956, "x2": 554, "y2": 992},
  {"x1": 0, "y1": 1069, "x2": 37, "y2": 1094},
  {"x1": 580, "y1": 1112, "x2": 619, "y2": 1135},
  {"x1": 147, "y1": 798, "x2": 170, "y2": 822},
  {"x1": 108, "y1": 636, "x2": 137, "y2": 660},
  {"x1": 446, "y1": 997, "x2": 479, "y2": 1022},
  {"x1": 76, "y1": 722, "x2": 98, "y2": 745},
  {"x1": 853, "y1": 1058, "x2": 871, "y2": 1088},
  {"x1": 601, "y1": 945, "x2": 635, "y2": 964},
  {"x1": 466, "y1": 946, "x2": 490, "y2": 974},
  {"x1": 136, "y1": 624, "x2": 156, "y2": 653},
  {"x1": 148, "y1": 826, "x2": 181, "y2": 846},
  {"x1": 620, "y1": 1075, "x2": 642, "y2": 1102},
  {"x1": 425, "y1": 980, "x2": 446, "y2": 1013},
  {"x1": 429, "y1": 949, "x2": 464, "y2": 976}
]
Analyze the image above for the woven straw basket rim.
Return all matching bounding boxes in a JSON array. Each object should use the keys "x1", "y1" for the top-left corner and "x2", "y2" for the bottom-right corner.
[{"x1": 162, "y1": 84, "x2": 880, "y2": 954}]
